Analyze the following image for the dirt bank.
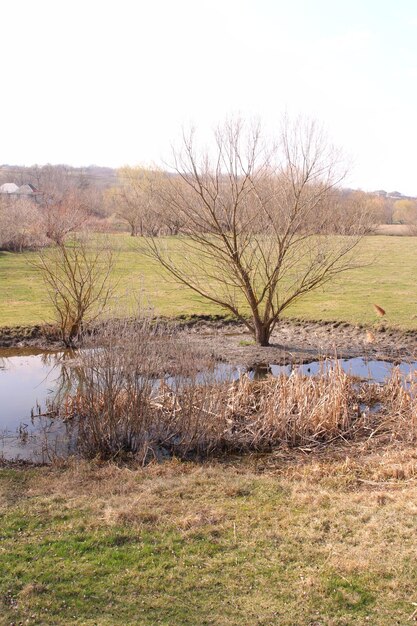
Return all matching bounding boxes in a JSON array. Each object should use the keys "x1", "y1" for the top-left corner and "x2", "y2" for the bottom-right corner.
[
  {"x1": 183, "y1": 318, "x2": 417, "y2": 366},
  {"x1": 0, "y1": 324, "x2": 60, "y2": 349},
  {"x1": 1, "y1": 317, "x2": 416, "y2": 365}
]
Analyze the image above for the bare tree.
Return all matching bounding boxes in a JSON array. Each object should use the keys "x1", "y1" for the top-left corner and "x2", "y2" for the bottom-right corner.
[
  {"x1": 32, "y1": 235, "x2": 116, "y2": 347},
  {"x1": 145, "y1": 117, "x2": 368, "y2": 346},
  {"x1": 26, "y1": 165, "x2": 92, "y2": 244},
  {"x1": 392, "y1": 198, "x2": 417, "y2": 233},
  {"x1": 0, "y1": 196, "x2": 46, "y2": 251},
  {"x1": 327, "y1": 190, "x2": 379, "y2": 234},
  {"x1": 111, "y1": 166, "x2": 162, "y2": 236}
]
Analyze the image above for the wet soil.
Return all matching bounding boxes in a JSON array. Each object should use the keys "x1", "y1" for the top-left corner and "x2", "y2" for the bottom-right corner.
[
  {"x1": 182, "y1": 319, "x2": 417, "y2": 367},
  {"x1": 1, "y1": 317, "x2": 416, "y2": 366},
  {"x1": 0, "y1": 324, "x2": 61, "y2": 350}
]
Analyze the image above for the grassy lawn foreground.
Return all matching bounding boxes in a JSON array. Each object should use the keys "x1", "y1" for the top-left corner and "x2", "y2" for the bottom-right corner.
[
  {"x1": 1, "y1": 449, "x2": 416, "y2": 625},
  {"x1": 0, "y1": 234, "x2": 417, "y2": 329}
]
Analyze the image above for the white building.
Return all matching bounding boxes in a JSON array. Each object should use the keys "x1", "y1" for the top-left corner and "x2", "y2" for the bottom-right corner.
[
  {"x1": 0, "y1": 182, "x2": 19, "y2": 193},
  {"x1": 0, "y1": 183, "x2": 38, "y2": 198}
]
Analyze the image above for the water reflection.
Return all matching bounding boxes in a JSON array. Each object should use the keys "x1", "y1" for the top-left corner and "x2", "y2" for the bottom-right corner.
[
  {"x1": 0, "y1": 350, "x2": 79, "y2": 462},
  {"x1": 1, "y1": 349, "x2": 417, "y2": 462},
  {"x1": 248, "y1": 364, "x2": 273, "y2": 380}
]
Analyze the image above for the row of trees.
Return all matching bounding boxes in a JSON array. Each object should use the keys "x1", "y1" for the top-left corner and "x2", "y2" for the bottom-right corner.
[
  {"x1": 110, "y1": 172, "x2": 411, "y2": 238},
  {"x1": 110, "y1": 166, "x2": 381, "y2": 239},
  {"x1": 2, "y1": 150, "x2": 415, "y2": 253}
]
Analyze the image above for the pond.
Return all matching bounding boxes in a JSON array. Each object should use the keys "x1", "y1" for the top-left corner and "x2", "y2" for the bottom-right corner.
[
  {"x1": 1, "y1": 348, "x2": 417, "y2": 462},
  {"x1": 0, "y1": 350, "x2": 76, "y2": 462}
]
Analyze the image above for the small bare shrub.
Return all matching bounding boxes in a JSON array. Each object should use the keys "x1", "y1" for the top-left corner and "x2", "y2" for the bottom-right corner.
[
  {"x1": 32, "y1": 235, "x2": 116, "y2": 347},
  {"x1": 0, "y1": 198, "x2": 47, "y2": 251}
]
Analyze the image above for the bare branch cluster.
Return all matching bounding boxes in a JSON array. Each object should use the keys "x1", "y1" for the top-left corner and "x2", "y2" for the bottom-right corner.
[
  {"x1": 108, "y1": 167, "x2": 167, "y2": 236},
  {"x1": 0, "y1": 165, "x2": 105, "y2": 250},
  {"x1": 0, "y1": 196, "x2": 47, "y2": 251},
  {"x1": 32, "y1": 235, "x2": 116, "y2": 346},
  {"x1": 145, "y1": 117, "x2": 369, "y2": 345},
  {"x1": 31, "y1": 166, "x2": 93, "y2": 244}
]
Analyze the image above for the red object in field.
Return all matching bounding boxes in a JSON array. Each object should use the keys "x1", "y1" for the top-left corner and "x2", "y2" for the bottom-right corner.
[{"x1": 373, "y1": 304, "x2": 386, "y2": 317}]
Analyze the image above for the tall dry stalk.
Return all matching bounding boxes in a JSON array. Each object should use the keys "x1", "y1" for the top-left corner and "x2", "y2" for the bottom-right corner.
[
  {"x1": 57, "y1": 314, "x2": 216, "y2": 461},
  {"x1": 55, "y1": 316, "x2": 417, "y2": 462}
]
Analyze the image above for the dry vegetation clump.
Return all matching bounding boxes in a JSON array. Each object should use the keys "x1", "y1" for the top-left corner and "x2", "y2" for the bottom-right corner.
[
  {"x1": 56, "y1": 315, "x2": 417, "y2": 462},
  {"x1": 223, "y1": 364, "x2": 358, "y2": 448},
  {"x1": 56, "y1": 315, "x2": 216, "y2": 461},
  {"x1": 360, "y1": 369, "x2": 417, "y2": 442},
  {"x1": 0, "y1": 198, "x2": 48, "y2": 252}
]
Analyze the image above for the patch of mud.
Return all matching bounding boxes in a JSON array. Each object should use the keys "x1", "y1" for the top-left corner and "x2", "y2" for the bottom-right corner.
[
  {"x1": 0, "y1": 324, "x2": 61, "y2": 350},
  {"x1": 183, "y1": 319, "x2": 417, "y2": 367},
  {"x1": 1, "y1": 317, "x2": 416, "y2": 366}
]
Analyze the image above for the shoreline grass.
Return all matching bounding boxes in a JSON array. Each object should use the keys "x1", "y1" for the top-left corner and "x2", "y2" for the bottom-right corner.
[
  {"x1": 1, "y1": 234, "x2": 417, "y2": 329},
  {"x1": 1, "y1": 447, "x2": 416, "y2": 625}
]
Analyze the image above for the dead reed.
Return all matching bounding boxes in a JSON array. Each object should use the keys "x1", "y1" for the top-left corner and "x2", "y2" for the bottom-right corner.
[
  {"x1": 55, "y1": 317, "x2": 417, "y2": 462},
  {"x1": 54, "y1": 314, "x2": 217, "y2": 461}
]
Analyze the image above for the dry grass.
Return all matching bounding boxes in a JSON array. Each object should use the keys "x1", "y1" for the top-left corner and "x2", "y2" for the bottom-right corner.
[
  {"x1": 374, "y1": 224, "x2": 413, "y2": 236},
  {"x1": 60, "y1": 340, "x2": 417, "y2": 461},
  {"x1": 222, "y1": 364, "x2": 359, "y2": 448},
  {"x1": 55, "y1": 315, "x2": 215, "y2": 461},
  {"x1": 1, "y1": 446, "x2": 416, "y2": 624}
]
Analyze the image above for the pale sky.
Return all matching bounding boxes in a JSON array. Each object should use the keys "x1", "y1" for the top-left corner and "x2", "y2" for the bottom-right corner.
[{"x1": 1, "y1": 0, "x2": 417, "y2": 194}]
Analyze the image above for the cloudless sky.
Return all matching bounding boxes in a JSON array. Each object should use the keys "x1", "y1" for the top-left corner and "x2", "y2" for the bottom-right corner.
[{"x1": 1, "y1": 0, "x2": 417, "y2": 194}]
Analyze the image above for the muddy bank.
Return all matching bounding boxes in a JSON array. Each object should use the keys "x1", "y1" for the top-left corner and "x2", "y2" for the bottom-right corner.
[
  {"x1": 0, "y1": 315, "x2": 232, "y2": 350},
  {"x1": 1, "y1": 316, "x2": 416, "y2": 365},
  {"x1": 0, "y1": 324, "x2": 61, "y2": 349},
  {"x1": 183, "y1": 318, "x2": 417, "y2": 367}
]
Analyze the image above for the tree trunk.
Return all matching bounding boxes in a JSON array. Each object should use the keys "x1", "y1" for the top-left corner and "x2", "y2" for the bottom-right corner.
[
  {"x1": 67, "y1": 319, "x2": 81, "y2": 347},
  {"x1": 254, "y1": 322, "x2": 270, "y2": 346}
]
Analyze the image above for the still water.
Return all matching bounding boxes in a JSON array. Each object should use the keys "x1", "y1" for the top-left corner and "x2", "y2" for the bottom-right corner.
[
  {"x1": 0, "y1": 350, "x2": 75, "y2": 462},
  {"x1": 1, "y1": 349, "x2": 416, "y2": 462}
]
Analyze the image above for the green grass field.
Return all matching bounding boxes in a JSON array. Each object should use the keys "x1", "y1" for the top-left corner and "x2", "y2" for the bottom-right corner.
[
  {"x1": 1, "y1": 451, "x2": 416, "y2": 626},
  {"x1": 0, "y1": 234, "x2": 416, "y2": 328}
]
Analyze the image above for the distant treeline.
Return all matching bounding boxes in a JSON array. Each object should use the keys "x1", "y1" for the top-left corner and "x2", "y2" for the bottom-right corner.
[{"x1": 1, "y1": 163, "x2": 416, "y2": 251}]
